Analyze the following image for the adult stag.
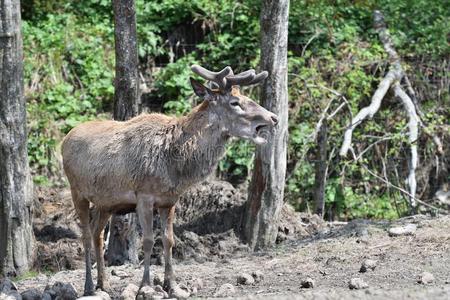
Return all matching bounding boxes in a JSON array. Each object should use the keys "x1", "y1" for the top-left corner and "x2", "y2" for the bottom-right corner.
[{"x1": 62, "y1": 65, "x2": 278, "y2": 297}]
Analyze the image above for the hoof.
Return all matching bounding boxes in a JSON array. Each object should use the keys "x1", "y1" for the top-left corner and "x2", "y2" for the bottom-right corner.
[
  {"x1": 96, "y1": 281, "x2": 111, "y2": 293},
  {"x1": 83, "y1": 289, "x2": 95, "y2": 297}
]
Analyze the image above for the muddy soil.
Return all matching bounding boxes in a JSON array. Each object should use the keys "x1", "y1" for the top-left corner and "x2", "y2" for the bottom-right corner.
[{"x1": 11, "y1": 186, "x2": 450, "y2": 299}]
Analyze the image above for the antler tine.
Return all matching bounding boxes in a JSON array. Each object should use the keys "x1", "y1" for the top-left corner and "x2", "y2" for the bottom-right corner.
[
  {"x1": 191, "y1": 64, "x2": 232, "y2": 90},
  {"x1": 225, "y1": 69, "x2": 256, "y2": 89},
  {"x1": 247, "y1": 71, "x2": 268, "y2": 85}
]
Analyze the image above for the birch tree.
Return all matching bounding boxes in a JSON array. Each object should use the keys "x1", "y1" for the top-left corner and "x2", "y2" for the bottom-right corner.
[
  {"x1": 0, "y1": 0, "x2": 34, "y2": 276},
  {"x1": 244, "y1": 0, "x2": 289, "y2": 250}
]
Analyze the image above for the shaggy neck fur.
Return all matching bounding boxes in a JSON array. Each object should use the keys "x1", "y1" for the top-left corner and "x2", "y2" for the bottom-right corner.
[
  {"x1": 169, "y1": 101, "x2": 228, "y2": 187},
  {"x1": 126, "y1": 101, "x2": 229, "y2": 193}
]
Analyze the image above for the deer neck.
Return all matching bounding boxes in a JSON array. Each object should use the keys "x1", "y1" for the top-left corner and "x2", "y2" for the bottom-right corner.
[{"x1": 172, "y1": 101, "x2": 228, "y2": 182}]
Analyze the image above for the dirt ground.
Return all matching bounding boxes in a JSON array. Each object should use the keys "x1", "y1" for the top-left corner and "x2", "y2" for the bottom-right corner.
[{"x1": 13, "y1": 187, "x2": 450, "y2": 299}]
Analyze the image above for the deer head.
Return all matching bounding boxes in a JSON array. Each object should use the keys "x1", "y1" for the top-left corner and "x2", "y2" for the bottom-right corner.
[{"x1": 190, "y1": 65, "x2": 278, "y2": 145}]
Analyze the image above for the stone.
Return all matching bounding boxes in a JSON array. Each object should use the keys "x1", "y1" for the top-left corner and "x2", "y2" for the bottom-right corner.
[
  {"x1": 21, "y1": 289, "x2": 42, "y2": 300},
  {"x1": 213, "y1": 284, "x2": 236, "y2": 298},
  {"x1": 251, "y1": 271, "x2": 264, "y2": 283},
  {"x1": 136, "y1": 286, "x2": 155, "y2": 300},
  {"x1": 0, "y1": 292, "x2": 21, "y2": 300},
  {"x1": 0, "y1": 279, "x2": 18, "y2": 293},
  {"x1": 153, "y1": 274, "x2": 164, "y2": 287},
  {"x1": 348, "y1": 278, "x2": 369, "y2": 290},
  {"x1": 300, "y1": 277, "x2": 315, "y2": 288},
  {"x1": 154, "y1": 285, "x2": 168, "y2": 299},
  {"x1": 169, "y1": 286, "x2": 190, "y2": 299},
  {"x1": 189, "y1": 277, "x2": 204, "y2": 295},
  {"x1": 360, "y1": 259, "x2": 377, "y2": 273},
  {"x1": 44, "y1": 282, "x2": 77, "y2": 300},
  {"x1": 111, "y1": 269, "x2": 131, "y2": 279},
  {"x1": 388, "y1": 224, "x2": 417, "y2": 236},
  {"x1": 237, "y1": 273, "x2": 255, "y2": 285},
  {"x1": 120, "y1": 284, "x2": 139, "y2": 300},
  {"x1": 418, "y1": 272, "x2": 435, "y2": 284}
]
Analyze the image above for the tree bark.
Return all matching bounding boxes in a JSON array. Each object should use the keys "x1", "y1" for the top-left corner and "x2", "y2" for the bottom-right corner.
[
  {"x1": 314, "y1": 121, "x2": 327, "y2": 217},
  {"x1": 0, "y1": 0, "x2": 34, "y2": 276},
  {"x1": 244, "y1": 0, "x2": 289, "y2": 250},
  {"x1": 106, "y1": 0, "x2": 140, "y2": 266}
]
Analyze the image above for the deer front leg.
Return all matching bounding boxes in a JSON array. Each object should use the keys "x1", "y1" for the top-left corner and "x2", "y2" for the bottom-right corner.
[
  {"x1": 72, "y1": 196, "x2": 95, "y2": 296},
  {"x1": 159, "y1": 206, "x2": 190, "y2": 299},
  {"x1": 137, "y1": 198, "x2": 154, "y2": 287},
  {"x1": 90, "y1": 208, "x2": 111, "y2": 291}
]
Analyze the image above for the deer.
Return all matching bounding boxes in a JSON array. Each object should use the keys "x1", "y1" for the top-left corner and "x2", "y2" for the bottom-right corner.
[{"x1": 61, "y1": 65, "x2": 278, "y2": 298}]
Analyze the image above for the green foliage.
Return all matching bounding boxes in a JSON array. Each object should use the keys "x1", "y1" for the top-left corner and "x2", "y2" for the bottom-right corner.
[
  {"x1": 23, "y1": 0, "x2": 448, "y2": 219},
  {"x1": 153, "y1": 55, "x2": 198, "y2": 115},
  {"x1": 23, "y1": 12, "x2": 114, "y2": 178}
]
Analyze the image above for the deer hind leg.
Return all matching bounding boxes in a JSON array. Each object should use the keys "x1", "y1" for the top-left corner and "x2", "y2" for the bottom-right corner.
[
  {"x1": 159, "y1": 206, "x2": 175, "y2": 290},
  {"x1": 136, "y1": 198, "x2": 154, "y2": 287},
  {"x1": 72, "y1": 191, "x2": 94, "y2": 296},
  {"x1": 160, "y1": 206, "x2": 189, "y2": 298},
  {"x1": 90, "y1": 208, "x2": 111, "y2": 291}
]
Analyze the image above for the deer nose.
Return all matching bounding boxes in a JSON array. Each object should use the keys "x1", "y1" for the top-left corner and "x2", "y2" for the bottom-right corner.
[{"x1": 271, "y1": 115, "x2": 279, "y2": 125}]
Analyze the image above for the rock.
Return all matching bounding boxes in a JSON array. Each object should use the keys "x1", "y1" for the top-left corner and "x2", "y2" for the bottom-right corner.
[
  {"x1": 0, "y1": 279, "x2": 18, "y2": 293},
  {"x1": 388, "y1": 224, "x2": 417, "y2": 236},
  {"x1": 169, "y1": 285, "x2": 190, "y2": 299},
  {"x1": 300, "y1": 277, "x2": 315, "y2": 288},
  {"x1": 21, "y1": 289, "x2": 42, "y2": 300},
  {"x1": 190, "y1": 278, "x2": 204, "y2": 295},
  {"x1": 237, "y1": 273, "x2": 255, "y2": 285},
  {"x1": 95, "y1": 291, "x2": 111, "y2": 300},
  {"x1": 111, "y1": 269, "x2": 131, "y2": 279},
  {"x1": 120, "y1": 284, "x2": 139, "y2": 300},
  {"x1": 136, "y1": 286, "x2": 155, "y2": 300},
  {"x1": 44, "y1": 282, "x2": 77, "y2": 300},
  {"x1": 153, "y1": 274, "x2": 164, "y2": 287},
  {"x1": 154, "y1": 285, "x2": 169, "y2": 299},
  {"x1": 213, "y1": 284, "x2": 236, "y2": 298},
  {"x1": 360, "y1": 259, "x2": 377, "y2": 273},
  {"x1": 0, "y1": 279, "x2": 21, "y2": 300},
  {"x1": 418, "y1": 272, "x2": 435, "y2": 284},
  {"x1": 182, "y1": 231, "x2": 200, "y2": 246},
  {"x1": 356, "y1": 235, "x2": 369, "y2": 244},
  {"x1": 0, "y1": 292, "x2": 22, "y2": 300},
  {"x1": 251, "y1": 271, "x2": 264, "y2": 283},
  {"x1": 77, "y1": 290, "x2": 111, "y2": 300},
  {"x1": 348, "y1": 278, "x2": 369, "y2": 290}
]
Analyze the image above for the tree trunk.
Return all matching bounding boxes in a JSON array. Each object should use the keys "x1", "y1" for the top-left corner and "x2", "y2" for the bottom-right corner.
[
  {"x1": 106, "y1": 0, "x2": 140, "y2": 266},
  {"x1": 314, "y1": 121, "x2": 328, "y2": 217},
  {"x1": 0, "y1": 0, "x2": 34, "y2": 276},
  {"x1": 243, "y1": 0, "x2": 289, "y2": 250}
]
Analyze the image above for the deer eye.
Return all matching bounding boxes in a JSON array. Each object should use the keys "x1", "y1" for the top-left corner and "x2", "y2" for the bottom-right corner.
[{"x1": 229, "y1": 100, "x2": 240, "y2": 107}]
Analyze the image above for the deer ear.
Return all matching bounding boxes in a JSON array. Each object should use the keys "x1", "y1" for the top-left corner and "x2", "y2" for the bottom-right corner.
[{"x1": 190, "y1": 77, "x2": 213, "y2": 99}]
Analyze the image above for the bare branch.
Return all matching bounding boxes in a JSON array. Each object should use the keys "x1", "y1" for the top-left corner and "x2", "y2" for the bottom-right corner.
[
  {"x1": 339, "y1": 69, "x2": 400, "y2": 156},
  {"x1": 393, "y1": 83, "x2": 420, "y2": 207},
  {"x1": 361, "y1": 164, "x2": 443, "y2": 212}
]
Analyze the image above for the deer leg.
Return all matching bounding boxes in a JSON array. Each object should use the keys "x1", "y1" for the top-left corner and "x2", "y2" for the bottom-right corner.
[
  {"x1": 159, "y1": 206, "x2": 189, "y2": 298},
  {"x1": 159, "y1": 206, "x2": 175, "y2": 290},
  {"x1": 73, "y1": 194, "x2": 94, "y2": 296},
  {"x1": 90, "y1": 208, "x2": 111, "y2": 291},
  {"x1": 137, "y1": 198, "x2": 154, "y2": 287}
]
